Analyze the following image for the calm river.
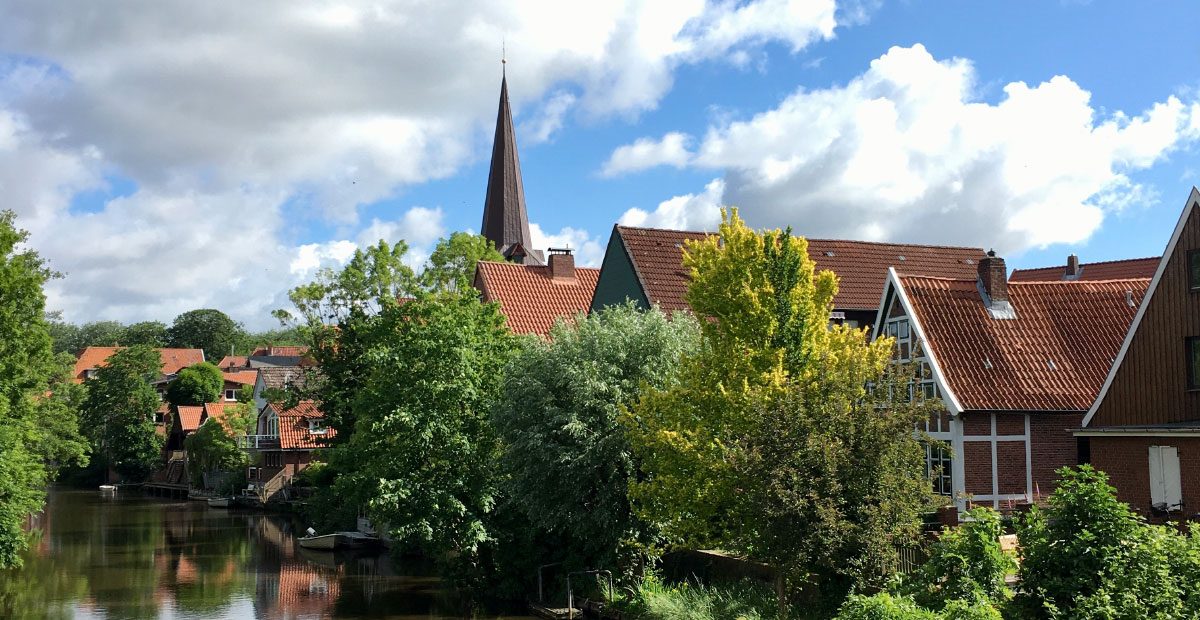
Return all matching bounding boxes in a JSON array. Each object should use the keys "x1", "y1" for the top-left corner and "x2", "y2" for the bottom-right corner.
[{"x1": 1, "y1": 488, "x2": 533, "y2": 620}]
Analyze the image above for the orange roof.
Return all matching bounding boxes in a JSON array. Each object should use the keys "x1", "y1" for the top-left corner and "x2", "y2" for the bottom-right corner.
[
  {"x1": 268, "y1": 401, "x2": 335, "y2": 450},
  {"x1": 474, "y1": 260, "x2": 601, "y2": 335},
  {"x1": 217, "y1": 355, "x2": 248, "y2": 368},
  {"x1": 899, "y1": 275, "x2": 1149, "y2": 411},
  {"x1": 614, "y1": 225, "x2": 985, "y2": 312},
  {"x1": 1009, "y1": 256, "x2": 1160, "y2": 282},
  {"x1": 72, "y1": 346, "x2": 205, "y2": 383},
  {"x1": 176, "y1": 405, "x2": 205, "y2": 432},
  {"x1": 222, "y1": 370, "x2": 258, "y2": 386},
  {"x1": 250, "y1": 345, "x2": 309, "y2": 357}
]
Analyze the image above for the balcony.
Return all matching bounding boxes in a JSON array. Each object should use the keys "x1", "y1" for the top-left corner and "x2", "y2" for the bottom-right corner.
[{"x1": 239, "y1": 434, "x2": 281, "y2": 450}]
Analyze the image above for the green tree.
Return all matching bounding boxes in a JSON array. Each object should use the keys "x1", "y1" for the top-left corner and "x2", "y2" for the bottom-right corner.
[
  {"x1": 184, "y1": 421, "x2": 250, "y2": 489},
  {"x1": 79, "y1": 345, "x2": 164, "y2": 481},
  {"x1": 45, "y1": 315, "x2": 82, "y2": 354},
  {"x1": 0, "y1": 211, "x2": 87, "y2": 567},
  {"x1": 495, "y1": 303, "x2": 701, "y2": 580},
  {"x1": 323, "y1": 292, "x2": 519, "y2": 584},
  {"x1": 166, "y1": 362, "x2": 224, "y2": 406},
  {"x1": 422, "y1": 231, "x2": 505, "y2": 292},
  {"x1": 903, "y1": 508, "x2": 1014, "y2": 612},
  {"x1": 76, "y1": 320, "x2": 126, "y2": 348},
  {"x1": 166, "y1": 309, "x2": 246, "y2": 362},
  {"x1": 122, "y1": 320, "x2": 168, "y2": 346},
  {"x1": 622, "y1": 208, "x2": 845, "y2": 547}
]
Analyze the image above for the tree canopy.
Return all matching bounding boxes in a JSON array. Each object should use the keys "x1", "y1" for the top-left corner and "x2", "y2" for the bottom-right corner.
[
  {"x1": 79, "y1": 345, "x2": 164, "y2": 481},
  {"x1": 166, "y1": 309, "x2": 245, "y2": 361},
  {"x1": 166, "y1": 362, "x2": 225, "y2": 406},
  {"x1": 423, "y1": 232, "x2": 505, "y2": 292}
]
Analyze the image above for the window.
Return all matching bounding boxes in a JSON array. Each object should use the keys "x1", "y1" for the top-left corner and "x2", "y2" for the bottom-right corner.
[
  {"x1": 1148, "y1": 445, "x2": 1182, "y2": 512},
  {"x1": 265, "y1": 413, "x2": 279, "y2": 437},
  {"x1": 925, "y1": 443, "x2": 953, "y2": 496},
  {"x1": 265, "y1": 452, "x2": 283, "y2": 468},
  {"x1": 225, "y1": 389, "x2": 237, "y2": 401},
  {"x1": 308, "y1": 419, "x2": 326, "y2": 434},
  {"x1": 1190, "y1": 250, "x2": 1200, "y2": 292},
  {"x1": 1189, "y1": 338, "x2": 1200, "y2": 390}
]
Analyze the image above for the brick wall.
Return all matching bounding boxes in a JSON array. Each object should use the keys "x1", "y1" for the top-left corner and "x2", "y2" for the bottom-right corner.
[
  {"x1": 1091, "y1": 436, "x2": 1200, "y2": 519},
  {"x1": 997, "y1": 441, "x2": 1026, "y2": 494},
  {"x1": 964, "y1": 441, "x2": 992, "y2": 495},
  {"x1": 1030, "y1": 412, "x2": 1085, "y2": 499}
]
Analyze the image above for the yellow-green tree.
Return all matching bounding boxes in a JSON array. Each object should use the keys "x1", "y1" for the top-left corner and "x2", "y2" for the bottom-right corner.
[{"x1": 622, "y1": 208, "x2": 896, "y2": 547}]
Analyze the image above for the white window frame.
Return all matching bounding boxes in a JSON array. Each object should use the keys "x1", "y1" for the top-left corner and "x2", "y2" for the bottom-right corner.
[
  {"x1": 1149, "y1": 445, "x2": 1183, "y2": 512},
  {"x1": 225, "y1": 389, "x2": 237, "y2": 401}
]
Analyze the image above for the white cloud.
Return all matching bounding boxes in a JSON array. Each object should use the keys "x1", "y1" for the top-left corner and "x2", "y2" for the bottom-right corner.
[
  {"x1": 602, "y1": 132, "x2": 693, "y2": 176},
  {"x1": 0, "y1": 0, "x2": 848, "y2": 328},
  {"x1": 607, "y1": 44, "x2": 1200, "y2": 254},
  {"x1": 619, "y1": 178, "x2": 725, "y2": 230}
]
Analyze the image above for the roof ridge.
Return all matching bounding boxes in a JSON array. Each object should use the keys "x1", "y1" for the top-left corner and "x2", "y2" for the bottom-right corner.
[
  {"x1": 806, "y1": 237, "x2": 986, "y2": 252},
  {"x1": 1012, "y1": 256, "x2": 1161, "y2": 272},
  {"x1": 1010, "y1": 277, "x2": 1153, "y2": 286},
  {"x1": 616, "y1": 224, "x2": 713, "y2": 235}
]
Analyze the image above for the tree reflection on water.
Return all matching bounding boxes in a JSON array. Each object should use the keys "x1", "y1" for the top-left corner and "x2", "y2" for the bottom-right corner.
[{"x1": 0, "y1": 489, "x2": 499, "y2": 619}]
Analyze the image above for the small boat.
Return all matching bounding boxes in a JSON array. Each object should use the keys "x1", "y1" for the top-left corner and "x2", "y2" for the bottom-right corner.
[
  {"x1": 207, "y1": 497, "x2": 233, "y2": 508},
  {"x1": 339, "y1": 531, "x2": 382, "y2": 549},
  {"x1": 99, "y1": 485, "x2": 117, "y2": 492},
  {"x1": 298, "y1": 533, "x2": 339, "y2": 550}
]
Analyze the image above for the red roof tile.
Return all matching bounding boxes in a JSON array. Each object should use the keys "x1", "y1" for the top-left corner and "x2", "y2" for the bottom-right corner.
[
  {"x1": 73, "y1": 346, "x2": 205, "y2": 383},
  {"x1": 176, "y1": 405, "x2": 205, "y2": 432},
  {"x1": 267, "y1": 401, "x2": 335, "y2": 450},
  {"x1": 474, "y1": 260, "x2": 601, "y2": 335},
  {"x1": 250, "y1": 345, "x2": 309, "y2": 357},
  {"x1": 1009, "y1": 256, "x2": 1160, "y2": 282},
  {"x1": 217, "y1": 355, "x2": 248, "y2": 368},
  {"x1": 615, "y1": 225, "x2": 986, "y2": 312},
  {"x1": 899, "y1": 275, "x2": 1149, "y2": 411},
  {"x1": 222, "y1": 370, "x2": 258, "y2": 386}
]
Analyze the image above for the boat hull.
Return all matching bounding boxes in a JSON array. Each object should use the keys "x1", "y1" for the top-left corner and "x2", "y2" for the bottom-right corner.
[
  {"x1": 298, "y1": 534, "x2": 338, "y2": 550},
  {"x1": 207, "y1": 498, "x2": 232, "y2": 508}
]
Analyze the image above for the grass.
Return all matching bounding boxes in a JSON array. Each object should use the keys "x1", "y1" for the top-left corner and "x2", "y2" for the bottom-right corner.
[{"x1": 620, "y1": 576, "x2": 780, "y2": 620}]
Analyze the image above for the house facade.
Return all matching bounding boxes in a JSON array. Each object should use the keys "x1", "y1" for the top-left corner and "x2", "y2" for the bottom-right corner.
[
  {"x1": 1075, "y1": 188, "x2": 1200, "y2": 519},
  {"x1": 589, "y1": 224, "x2": 987, "y2": 329},
  {"x1": 874, "y1": 254, "x2": 1148, "y2": 510},
  {"x1": 241, "y1": 401, "x2": 334, "y2": 501}
]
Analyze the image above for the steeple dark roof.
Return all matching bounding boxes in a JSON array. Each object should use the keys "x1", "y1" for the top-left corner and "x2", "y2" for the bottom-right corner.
[{"x1": 481, "y1": 76, "x2": 542, "y2": 264}]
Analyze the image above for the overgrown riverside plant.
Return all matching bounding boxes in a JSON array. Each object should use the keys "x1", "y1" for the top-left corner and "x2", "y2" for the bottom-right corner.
[
  {"x1": 78, "y1": 345, "x2": 165, "y2": 482},
  {"x1": 901, "y1": 508, "x2": 1014, "y2": 612},
  {"x1": 0, "y1": 210, "x2": 89, "y2": 568},
  {"x1": 834, "y1": 593, "x2": 1001, "y2": 620},
  {"x1": 494, "y1": 303, "x2": 701, "y2": 582},
  {"x1": 166, "y1": 362, "x2": 224, "y2": 406},
  {"x1": 627, "y1": 576, "x2": 780, "y2": 620},
  {"x1": 1010, "y1": 465, "x2": 1200, "y2": 619}
]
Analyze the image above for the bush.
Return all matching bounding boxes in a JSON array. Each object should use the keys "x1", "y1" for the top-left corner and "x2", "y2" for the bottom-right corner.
[
  {"x1": 903, "y1": 508, "x2": 1014, "y2": 611},
  {"x1": 166, "y1": 362, "x2": 224, "y2": 406},
  {"x1": 835, "y1": 594, "x2": 1000, "y2": 620},
  {"x1": 630, "y1": 577, "x2": 778, "y2": 620}
]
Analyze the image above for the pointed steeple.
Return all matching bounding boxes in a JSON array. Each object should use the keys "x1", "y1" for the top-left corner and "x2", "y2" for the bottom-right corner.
[{"x1": 481, "y1": 75, "x2": 541, "y2": 264}]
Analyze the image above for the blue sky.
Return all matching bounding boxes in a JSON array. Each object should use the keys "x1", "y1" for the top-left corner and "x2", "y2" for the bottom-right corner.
[{"x1": 1, "y1": 1, "x2": 1198, "y2": 328}]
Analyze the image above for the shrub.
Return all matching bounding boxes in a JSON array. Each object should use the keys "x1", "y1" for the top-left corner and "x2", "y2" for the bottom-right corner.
[
  {"x1": 835, "y1": 593, "x2": 937, "y2": 620},
  {"x1": 631, "y1": 576, "x2": 778, "y2": 620},
  {"x1": 903, "y1": 508, "x2": 1014, "y2": 610}
]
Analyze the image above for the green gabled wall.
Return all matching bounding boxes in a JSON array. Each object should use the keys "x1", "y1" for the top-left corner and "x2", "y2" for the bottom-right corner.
[{"x1": 589, "y1": 226, "x2": 649, "y2": 313}]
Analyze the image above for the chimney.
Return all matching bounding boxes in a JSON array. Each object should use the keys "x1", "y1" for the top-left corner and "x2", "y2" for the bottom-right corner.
[
  {"x1": 548, "y1": 248, "x2": 575, "y2": 282},
  {"x1": 1065, "y1": 253, "x2": 1080, "y2": 278},
  {"x1": 977, "y1": 249, "x2": 1015, "y2": 319}
]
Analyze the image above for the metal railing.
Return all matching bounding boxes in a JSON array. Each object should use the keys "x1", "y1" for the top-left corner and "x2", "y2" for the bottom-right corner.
[{"x1": 238, "y1": 435, "x2": 281, "y2": 449}]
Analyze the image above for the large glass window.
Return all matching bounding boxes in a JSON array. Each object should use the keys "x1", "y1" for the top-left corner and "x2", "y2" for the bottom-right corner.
[
  {"x1": 925, "y1": 443, "x2": 953, "y2": 496},
  {"x1": 1188, "y1": 337, "x2": 1200, "y2": 390},
  {"x1": 1189, "y1": 250, "x2": 1200, "y2": 292}
]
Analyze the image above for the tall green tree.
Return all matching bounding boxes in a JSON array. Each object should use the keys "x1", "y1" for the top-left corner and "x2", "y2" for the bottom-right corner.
[
  {"x1": 166, "y1": 362, "x2": 224, "y2": 406},
  {"x1": 79, "y1": 345, "x2": 164, "y2": 481},
  {"x1": 622, "y1": 208, "x2": 844, "y2": 547},
  {"x1": 0, "y1": 211, "x2": 87, "y2": 568},
  {"x1": 122, "y1": 320, "x2": 168, "y2": 346},
  {"x1": 76, "y1": 321, "x2": 126, "y2": 348},
  {"x1": 422, "y1": 232, "x2": 505, "y2": 292},
  {"x1": 495, "y1": 303, "x2": 701, "y2": 579},
  {"x1": 166, "y1": 309, "x2": 245, "y2": 362}
]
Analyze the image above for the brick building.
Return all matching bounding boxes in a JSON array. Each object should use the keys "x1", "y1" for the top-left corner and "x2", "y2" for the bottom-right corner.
[
  {"x1": 873, "y1": 253, "x2": 1149, "y2": 511},
  {"x1": 1075, "y1": 188, "x2": 1200, "y2": 519}
]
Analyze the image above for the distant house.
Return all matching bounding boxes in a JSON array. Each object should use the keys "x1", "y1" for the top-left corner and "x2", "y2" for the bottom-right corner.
[
  {"x1": 221, "y1": 370, "x2": 258, "y2": 402},
  {"x1": 873, "y1": 252, "x2": 1149, "y2": 510},
  {"x1": 472, "y1": 249, "x2": 601, "y2": 336},
  {"x1": 168, "y1": 402, "x2": 239, "y2": 451},
  {"x1": 1075, "y1": 188, "x2": 1200, "y2": 519},
  {"x1": 1010, "y1": 255, "x2": 1160, "y2": 282},
  {"x1": 589, "y1": 224, "x2": 987, "y2": 328},
  {"x1": 250, "y1": 345, "x2": 309, "y2": 357},
  {"x1": 242, "y1": 401, "x2": 334, "y2": 501},
  {"x1": 218, "y1": 354, "x2": 311, "y2": 370},
  {"x1": 251, "y1": 366, "x2": 318, "y2": 412},
  {"x1": 72, "y1": 346, "x2": 205, "y2": 383}
]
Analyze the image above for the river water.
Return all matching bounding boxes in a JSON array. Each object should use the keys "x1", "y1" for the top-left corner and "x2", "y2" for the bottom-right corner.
[{"x1": 1, "y1": 489, "x2": 532, "y2": 620}]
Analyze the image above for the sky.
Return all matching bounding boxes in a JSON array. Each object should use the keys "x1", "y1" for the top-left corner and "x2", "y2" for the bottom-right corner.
[{"x1": 1, "y1": 1, "x2": 1198, "y2": 330}]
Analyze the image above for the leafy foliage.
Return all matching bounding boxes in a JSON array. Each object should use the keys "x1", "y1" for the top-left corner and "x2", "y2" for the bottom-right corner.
[
  {"x1": 495, "y1": 303, "x2": 701, "y2": 579},
  {"x1": 79, "y1": 345, "x2": 164, "y2": 481},
  {"x1": 0, "y1": 210, "x2": 87, "y2": 568},
  {"x1": 166, "y1": 362, "x2": 224, "y2": 406},
  {"x1": 166, "y1": 309, "x2": 246, "y2": 362},
  {"x1": 835, "y1": 593, "x2": 1002, "y2": 620},
  {"x1": 423, "y1": 231, "x2": 506, "y2": 292},
  {"x1": 122, "y1": 321, "x2": 168, "y2": 346},
  {"x1": 629, "y1": 576, "x2": 780, "y2": 620},
  {"x1": 184, "y1": 419, "x2": 250, "y2": 489},
  {"x1": 902, "y1": 508, "x2": 1014, "y2": 612}
]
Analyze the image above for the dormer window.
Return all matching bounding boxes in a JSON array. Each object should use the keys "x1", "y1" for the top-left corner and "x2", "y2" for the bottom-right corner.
[
  {"x1": 264, "y1": 413, "x2": 279, "y2": 437},
  {"x1": 225, "y1": 389, "x2": 237, "y2": 401},
  {"x1": 308, "y1": 419, "x2": 327, "y2": 434}
]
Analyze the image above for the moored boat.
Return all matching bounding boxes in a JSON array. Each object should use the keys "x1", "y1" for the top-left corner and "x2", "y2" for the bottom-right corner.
[
  {"x1": 297, "y1": 533, "x2": 339, "y2": 550},
  {"x1": 99, "y1": 485, "x2": 117, "y2": 492},
  {"x1": 207, "y1": 497, "x2": 233, "y2": 508}
]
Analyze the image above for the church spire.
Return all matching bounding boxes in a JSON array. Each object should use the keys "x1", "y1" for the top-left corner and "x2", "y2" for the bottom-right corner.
[{"x1": 481, "y1": 74, "x2": 541, "y2": 264}]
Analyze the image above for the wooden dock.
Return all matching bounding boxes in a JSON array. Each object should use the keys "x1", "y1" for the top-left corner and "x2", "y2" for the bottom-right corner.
[{"x1": 142, "y1": 482, "x2": 189, "y2": 499}]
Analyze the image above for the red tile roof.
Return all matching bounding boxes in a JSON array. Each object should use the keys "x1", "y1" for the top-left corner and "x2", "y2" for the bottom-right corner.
[
  {"x1": 176, "y1": 405, "x2": 205, "y2": 432},
  {"x1": 615, "y1": 225, "x2": 986, "y2": 312},
  {"x1": 474, "y1": 260, "x2": 601, "y2": 335},
  {"x1": 73, "y1": 346, "x2": 205, "y2": 383},
  {"x1": 1009, "y1": 257, "x2": 1160, "y2": 282},
  {"x1": 222, "y1": 370, "x2": 258, "y2": 386},
  {"x1": 268, "y1": 401, "x2": 335, "y2": 450},
  {"x1": 899, "y1": 275, "x2": 1149, "y2": 411},
  {"x1": 217, "y1": 355, "x2": 248, "y2": 368},
  {"x1": 250, "y1": 345, "x2": 310, "y2": 357}
]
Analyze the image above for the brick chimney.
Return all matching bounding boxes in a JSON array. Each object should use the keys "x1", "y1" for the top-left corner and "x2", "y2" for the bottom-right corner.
[
  {"x1": 548, "y1": 248, "x2": 575, "y2": 282},
  {"x1": 977, "y1": 249, "x2": 1015, "y2": 319},
  {"x1": 1065, "y1": 253, "x2": 1080, "y2": 278}
]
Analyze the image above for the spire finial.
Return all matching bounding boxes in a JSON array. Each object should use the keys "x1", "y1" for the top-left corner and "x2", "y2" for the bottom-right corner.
[{"x1": 502, "y1": 38, "x2": 506, "y2": 76}]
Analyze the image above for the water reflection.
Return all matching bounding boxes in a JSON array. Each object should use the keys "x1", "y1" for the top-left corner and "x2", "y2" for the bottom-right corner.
[{"x1": 0, "y1": 489, "x2": 517, "y2": 620}]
